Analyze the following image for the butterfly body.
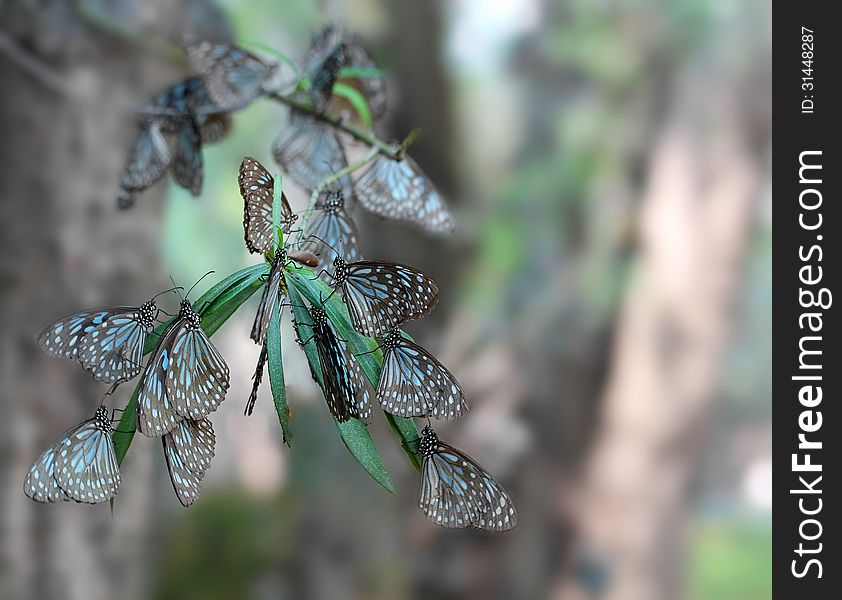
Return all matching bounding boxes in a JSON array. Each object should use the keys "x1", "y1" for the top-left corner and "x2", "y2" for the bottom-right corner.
[
  {"x1": 39, "y1": 300, "x2": 158, "y2": 384},
  {"x1": 331, "y1": 257, "x2": 439, "y2": 337},
  {"x1": 137, "y1": 299, "x2": 230, "y2": 436},
  {"x1": 309, "y1": 307, "x2": 371, "y2": 423},
  {"x1": 24, "y1": 405, "x2": 122, "y2": 504},
  {"x1": 418, "y1": 425, "x2": 517, "y2": 531},
  {"x1": 376, "y1": 330, "x2": 468, "y2": 420}
]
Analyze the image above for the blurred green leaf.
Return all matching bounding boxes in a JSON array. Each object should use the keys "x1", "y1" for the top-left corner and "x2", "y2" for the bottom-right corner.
[
  {"x1": 286, "y1": 267, "x2": 421, "y2": 470},
  {"x1": 338, "y1": 65, "x2": 383, "y2": 79},
  {"x1": 114, "y1": 264, "x2": 269, "y2": 467},
  {"x1": 267, "y1": 294, "x2": 290, "y2": 446},
  {"x1": 332, "y1": 82, "x2": 373, "y2": 128},
  {"x1": 286, "y1": 281, "x2": 396, "y2": 492}
]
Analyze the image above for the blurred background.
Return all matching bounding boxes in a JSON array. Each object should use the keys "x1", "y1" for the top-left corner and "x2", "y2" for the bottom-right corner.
[{"x1": 0, "y1": 0, "x2": 771, "y2": 599}]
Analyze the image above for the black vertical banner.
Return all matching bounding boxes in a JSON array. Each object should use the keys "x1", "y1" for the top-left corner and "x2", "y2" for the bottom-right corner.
[{"x1": 773, "y1": 2, "x2": 840, "y2": 597}]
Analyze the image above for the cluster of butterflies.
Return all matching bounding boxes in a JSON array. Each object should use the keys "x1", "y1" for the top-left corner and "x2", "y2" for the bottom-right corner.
[
  {"x1": 117, "y1": 26, "x2": 455, "y2": 236},
  {"x1": 26, "y1": 26, "x2": 513, "y2": 531}
]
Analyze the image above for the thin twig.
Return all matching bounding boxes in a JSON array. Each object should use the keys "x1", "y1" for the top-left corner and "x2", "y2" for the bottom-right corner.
[{"x1": 296, "y1": 146, "x2": 379, "y2": 239}]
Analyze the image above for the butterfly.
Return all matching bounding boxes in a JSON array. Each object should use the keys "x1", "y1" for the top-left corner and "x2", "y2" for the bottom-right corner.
[
  {"x1": 272, "y1": 110, "x2": 353, "y2": 197},
  {"x1": 239, "y1": 156, "x2": 297, "y2": 255},
  {"x1": 376, "y1": 330, "x2": 468, "y2": 420},
  {"x1": 354, "y1": 154, "x2": 454, "y2": 233},
  {"x1": 117, "y1": 119, "x2": 172, "y2": 208},
  {"x1": 307, "y1": 306, "x2": 371, "y2": 423},
  {"x1": 307, "y1": 26, "x2": 387, "y2": 119},
  {"x1": 299, "y1": 190, "x2": 363, "y2": 269},
  {"x1": 417, "y1": 425, "x2": 516, "y2": 530},
  {"x1": 188, "y1": 42, "x2": 275, "y2": 111},
  {"x1": 136, "y1": 298, "x2": 230, "y2": 436},
  {"x1": 24, "y1": 405, "x2": 122, "y2": 504},
  {"x1": 306, "y1": 35, "x2": 348, "y2": 112},
  {"x1": 330, "y1": 257, "x2": 439, "y2": 337},
  {"x1": 244, "y1": 249, "x2": 290, "y2": 416},
  {"x1": 147, "y1": 76, "x2": 231, "y2": 143},
  {"x1": 162, "y1": 417, "x2": 216, "y2": 507},
  {"x1": 38, "y1": 295, "x2": 163, "y2": 384}
]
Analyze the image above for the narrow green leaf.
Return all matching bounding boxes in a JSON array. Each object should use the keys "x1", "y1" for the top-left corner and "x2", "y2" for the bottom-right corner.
[
  {"x1": 286, "y1": 283, "x2": 397, "y2": 491},
  {"x1": 338, "y1": 65, "x2": 383, "y2": 79},
  {"x1": 266, "y1": 295, "x2": 290, "y2": 446},
  {"x1": 332, "y1": 82, "x2": 373, "y2": 128},
  {"x1": 115, "y1": 264, "x2": 269, "y2": 467},
  {"x1": 286, "y1": 267, "x2": 421, "y2": 470}
]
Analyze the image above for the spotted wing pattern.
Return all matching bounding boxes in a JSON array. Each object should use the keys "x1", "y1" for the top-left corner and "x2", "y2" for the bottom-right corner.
[
  {"x1": 162, "y1": 418, "x2": 216, "y2": 507},
  {"x1": 272, "y1": 111, "x2": 353, "y2": 197},
  {"x1": 333, "y1": 259, "x2": 439, "y2": 337},
  {"x1": 188, "y1": 42, "x2": 274, "y2": 110},
  {"x1": 24, "y1": 406, "x2": 122, "y2": 505},
  {"x1": 250, "y1": 251, "x2": 287, "y2": 345},
  {"x1": 310, "y1": 308, "x2": 370, "y2": 423},
  {"x1": 39, "y1": 302, "x2": 156, "y2": 384},
  {"x1": 376, "y1": 331, "x2": 468, "y2": 420},
  {"x1": 354, "y1": 154, "x2": 454, "y2": 233},
  {"x1": 137, "y1": 300, "x2": 230, "y2": 436},
  {"x1": 239, "y1": 156, "x2": 276, "y2": 254},
  {"x1": 300, "y1": 191, "x2": 363, "y2": 268},
  {"x1": 418, "y1": 426, "x2": 517, "y2": 531}
]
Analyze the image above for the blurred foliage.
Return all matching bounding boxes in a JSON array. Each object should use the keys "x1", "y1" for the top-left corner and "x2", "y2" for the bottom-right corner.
[{"x1": 689, "y1": 517, "x2": 771, "y2": 600}]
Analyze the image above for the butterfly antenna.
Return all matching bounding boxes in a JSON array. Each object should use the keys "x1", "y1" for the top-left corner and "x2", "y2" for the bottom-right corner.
[
  {"x1": 150, "y1": 286, "x2": 184, "y2": 301},
  {"x1": 185, "y1": 271, "x2": 216, "y2": 299},
  {"x1": 353, "y1": 345, "x2": 382, "y2": 358},
  {"x1": 169, "y1": 275, "x2": 184, "y2": 301}
]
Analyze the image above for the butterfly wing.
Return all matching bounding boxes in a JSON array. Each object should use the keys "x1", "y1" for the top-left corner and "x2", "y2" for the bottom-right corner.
[
  {"x1": 119, "y1": 120, "x2": 172, "y2": 192},
  {"x1": 301, "y1": 203, "x2": 363, "y2": 267},
  {"x1": 189, "y1": 42, "x2": 273, "y2": 110},
  {"x1": 162, "y1": 417, "x2": 215, "y2": 507},
  {"x1": 76, "y1": 309, "x2": 149, "y2": 383},
  {"x1": 239, "y1": 156, "x2": 275, "y2": 254},
  {"x1": 172, "y1": 120, "x2": 203, "y2": 196},
  {"x1": 377, "y1": 337, "x2": 468, "y2": 420},
  {"x1": 39, "y1": 308, "x2": 123, "y2": 360},
  {"x1": 272, "y1": 111, "x2": 353, "y2": 196},
  {"x1": 24, "y1": 444, "x2": 70, "y2": 503},
  {"x1": 312, "y1": 313, "x2": 370, "y2": 422},
  {"x1": 137, "y1": 323, "x2": 183, "y2": 436},
  {"x1": 53, "y1": 421, "x2": 121, "y2": 504},
  {"x1": 341, "y1": 262, "x2": 439, "y2": 337},
  {"x1": 167, "y1": 323, "x2": 230, "y2": 420},
  {"x1": 420, "y1": 443, "x2": 517, "y2": 531},
  {"x1": 250, "y1": 258, "x2": 285, "y2": 345},
  {"x1": 355, "y1": 154, "x2": 454, "y2": 233}
]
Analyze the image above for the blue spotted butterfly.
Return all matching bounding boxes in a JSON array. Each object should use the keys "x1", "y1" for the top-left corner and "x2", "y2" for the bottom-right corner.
[
  {"x1": 136, "y1": 298, "x2": 230, "y2": 436},
  {"x1": 308, "y1": 306, "x2": 371, "y2": 423},
  {"x1": 272, "y1": 110, "x2": 353, "y2": 198},
  {"x1": 376, "y1": 330, "x2": 468, "y2": 420},
  {"x1": 330, "y1": 256, "x2": 439, "y2": 337},
  {"x1": 24, "y1": 405, "x2": 121, "y2": 504},
  {"x1": 188, "y1": 42, "x2": 276, "y2": 111},
  {"x1": 299, "y1": 190, "x2": 363, "y2": 269},
  {"x1": 38, "y1": 296, "x2": 162, "y2": 384},
  {"x1": 417, "y1": 425, "x2": 517, "y2": 530},
  {"x1": 354, "y1": 153, "x2": 454, "y2": 233},
  {"x1": 162, "y1": 417, "x2": 216, "y2": 507}
]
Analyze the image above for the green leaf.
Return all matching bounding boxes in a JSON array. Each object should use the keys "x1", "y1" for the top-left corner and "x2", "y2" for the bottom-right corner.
[
  {"x1": 267, "y1": 294, "x2": 290, "y2": 446},
  {"x1": 338, "y1": 65, "x2": 383, "y2": 79},
  {"x1": 332, "y1": 82, "x2": 373, "y2": 129},
  {"x1": 115, "y1": 263, "x2": 269, "y2": 467},
  {"x1": 286, "y1": 267, "x2": 421, "y2": 470},
  {"x1": 286, "y1": 283, "x2": 397, "y2": 491}
]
